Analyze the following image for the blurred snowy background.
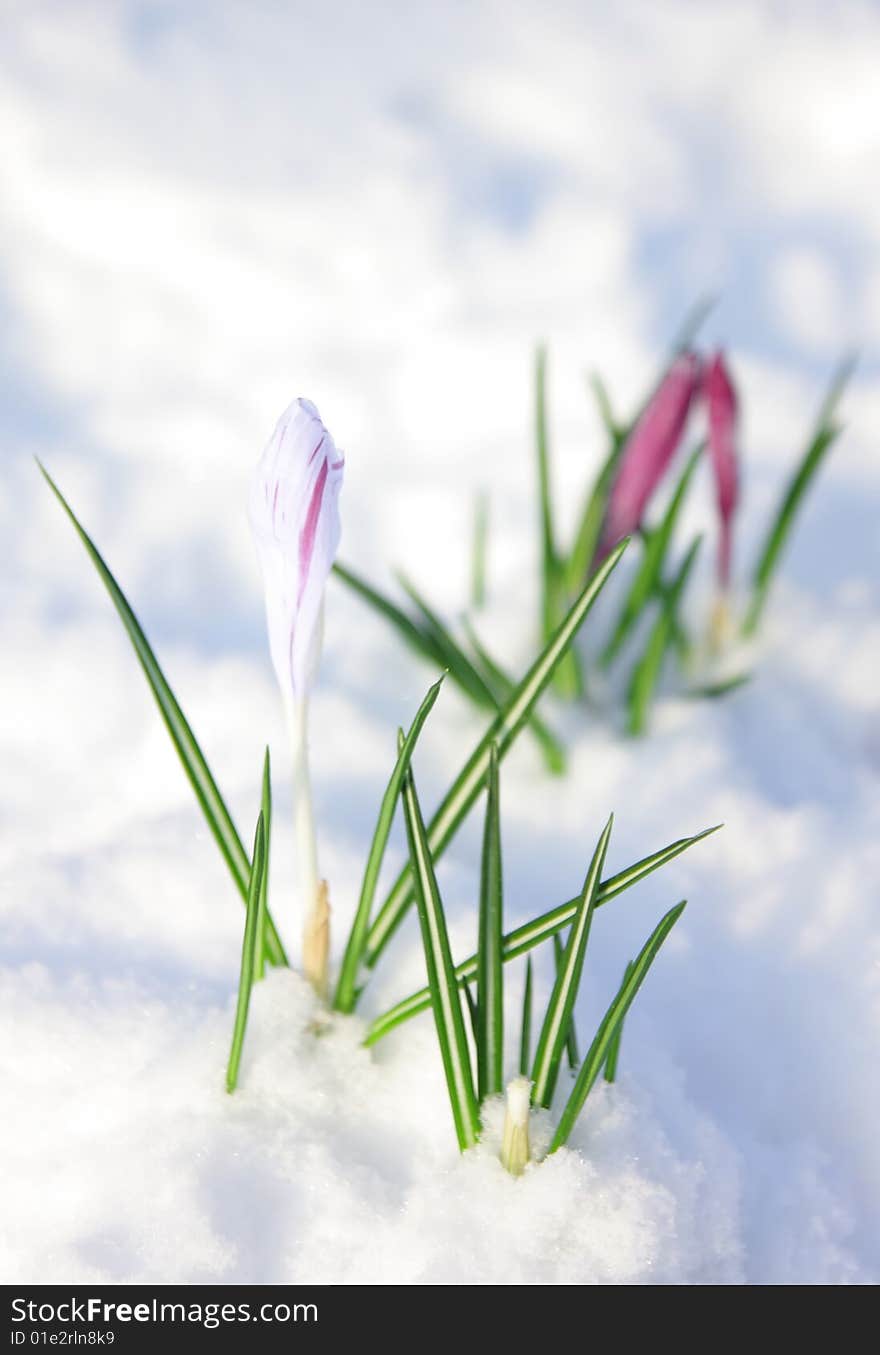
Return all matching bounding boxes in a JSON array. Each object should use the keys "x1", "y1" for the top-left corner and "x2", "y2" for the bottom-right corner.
[{"x1": 2, "y1": 1, "x2": 879, "y2": 1283}]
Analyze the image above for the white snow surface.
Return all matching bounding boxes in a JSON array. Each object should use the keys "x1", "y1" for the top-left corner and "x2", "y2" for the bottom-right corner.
[
  {"x1": 2, "y1": 0, "x2": 880, "y2": 1287},
  {"x1": 2, "y1": 561, "x2": 879, "y2": 1285}
]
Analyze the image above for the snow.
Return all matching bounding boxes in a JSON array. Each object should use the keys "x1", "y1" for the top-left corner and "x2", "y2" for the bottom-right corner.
[
  {"x1": 1, "y1": 964, "x2": 746, "y2": 1286},
  {"x1": 2, "y1": 560, "x2": 878, "y2": 1284},
  {"x1": 2, "y1": 0, "x2": 880, "y2": 1288}
]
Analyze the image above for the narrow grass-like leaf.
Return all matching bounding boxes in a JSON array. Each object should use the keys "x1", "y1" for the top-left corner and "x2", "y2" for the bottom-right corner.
[
  {"x1": 396, "y1": 572, "x2": 499, "y2": 710},
  {"x1": 462, "y1": 619, "x2": 566, "y2": 775},
  {"x1": 627, "y1": 536, "x2": 702, "y2": 736},
  {"x1": 253, "y1": 748, "x2": 272, "y2": 983},
  {"x1": 535, "y1": 344, "x2": 557, "y2": 643},
  {"x1": 588, "y1": 372, "x2": 626, "y2": 448},
  {"x1": 553, "y1": 933, "x2": 580, "y2": 1071},
  {"x1": 670, "y1": 296, "x2": 715, "y2": 354},
  {"x1": 654, "y1": 531, "x2": 700, "y2": 672},
  {"x1": 463, "y1": 983, "x2": 480, "y2": 1050},
  {"x1": 743, "y1": 360, "x2": 852, "y2": 637},
  {"x1": 547, "y1": 587, "x2": 585, "y2": 700},
  {"x1": 39, "y1": 463, "x2": 288, "y2": 968},
  {"x1": 401, "y1": 761, "x2": 481, "y2": 1151},
  {"x1": 333, "y1": 676, "x2": 445, "y2": 1013},
  {"x1": 226, "y1": 813, "x2": 266, "y2": 1093},
  {"x1": 601, "y1": 445, "x2": 702, "y2": 668},
  {"x1": 565, "y1": 442, "x2": 624, "y2": 595},
  {"x1": 519, "y1": 956, "x2": 533, "y2": 1077},
  {"x1": 648, "y1": 443, "x2": 703, "y2": 588},
  {"x1": 477, "y1": 744, "x2": 504, "y2": 1100},
  {"x1": 603, "y1": 959, "x2": 634, "y2": 1083},
  {"x1": 362, "y1": 539, "x2": 628, "y2": 979},
  {"x1": 550, "y1": 902, "x2": 686, "y2": 1151},
  {"x1": 668, "y1": 610, "x2": 694, "y2": 670},
  {"x1": 333, "y1": 561, "x2": 446, "y2": 665},
  {"x1": 472, "y1": 491, "x2": 489, "y2": 610},
  {"x1": 363, "y1": 823, "x2": 718, "y2": 1045},
  {"x1": 687, "y1": 672, "x2": 752, "y2": 700},
  {"x1": 530, "y1": 816, "x2": 613, "y2": 1107},
  {"x1": 335, "y1": 560, "x2": 500, "y2": 722},
  {"x1": 563, "y1": 370, "x2": 631, "y2": 594}
]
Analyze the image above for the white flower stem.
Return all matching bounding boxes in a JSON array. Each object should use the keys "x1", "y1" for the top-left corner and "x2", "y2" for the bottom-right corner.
[{"x1": 288, "y1": 695, "x2": 329, "y2": 995}]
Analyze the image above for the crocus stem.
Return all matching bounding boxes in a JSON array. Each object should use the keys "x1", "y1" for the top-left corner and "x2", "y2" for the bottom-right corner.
[{"x1": 288, "y1": 695, "x2": 328, "y2": 995}]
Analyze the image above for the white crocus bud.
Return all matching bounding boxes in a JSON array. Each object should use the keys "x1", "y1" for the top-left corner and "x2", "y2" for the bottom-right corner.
[
  {"x1": 249, "y1": 398, "x2": 344, "y2": 995},
  {"x1": 500, "y1": 1076, "x2": 532, "y2": 1177}
]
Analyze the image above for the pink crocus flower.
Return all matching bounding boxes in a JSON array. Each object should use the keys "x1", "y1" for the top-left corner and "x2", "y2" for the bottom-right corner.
[
  {"x1": 703, "y1": 352, "x2": 739, "y2": 588},
  {"x1": 249, "y1": 397, "x2": 344, "y2": 994},
  {"x1": 249, "y1": 397, "x2": 344, "y2": 702},
  {"x1": 597, "y1": 351, "x2": 702, "y2": 560}
]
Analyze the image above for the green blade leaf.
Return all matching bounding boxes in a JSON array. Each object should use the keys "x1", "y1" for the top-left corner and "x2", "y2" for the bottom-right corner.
[
  {"x1": 535, "y1": 343, "x2": 557, "y2": 641},
  {"x1": 603, "y1": 959, "x2": 634, "y2": 1083},
  {"x1": 333, "y1": 677, "x2": 445, "y2": 1013},
  {"x1": 564, "y1": 368, "x2": 634, "y2": 595},
  {"x1": 38, "y1": 462, "x2": 288, "y2": 969},
  {"x1": 333, "y1": 560, "x2": 447, "y2": 666},
  {"x1": 477, "y1": 744, "x2": 504, "y2": 1100},
  {"x1": 463, "y1": 983, "x2": 480, "y2": 1050},
  {"x1": 530, "y1": 816, "x2": 612, "y2": 1107},
  {"x1": 553, "y1": 932, "x2": 581, "y2": 1071},
  {"x1": 547, "y1": 590, "x2": 585, "y2": 700},
  {"x1": 334, "y1": 559, "x2": 498, "y2": 719},
  {"x1": 669, "y1": 296, "x2": 715, "y2": 356},
  {"x1": 666, "y1": 609, "x2": 694, "y2": 671},
  {"x1": 362, "y1": 538, "x2": 628, "y2": 979},
  {"x1": 565, "y1": 442, "x2": 624, "y2": 596},
  {"x1": 601, "y1": 444, "x2": 702, "y2": 669},
  {"x1": 401, "y1": 760, "x2": 481, "y2": 1151},
  {"x1": 471, "y1": 490, "x2": 489, "y2": 611},
  {"x1": 226, "y1": 813, "x2": 267, "y2": 1093},
  {"x1": 588, "y1": 372, "x2": 626, "y2": 449},
  {"x1": 462, "y1": 618, "x2": 566, "y2": 775},
  {"x1": 743, "y1": 359, "x2": 852, "y2": 637},
  {"x1": 363, "y1": 823, "x2": 718, "y2": 1046},
  {"x1": 550, "y1": 901, "x2": 686, "y2": 1151},
  {"x1": 253, "y1": 747, "x2": 272, "y2": 983},
  {"x1": 626, "y1": 535, "x2": 703, "y2": 736},
  {"x1": 687, "y1": 672, "x2": 752, "y2": 700},
  {"x1": 519, "y1": 956, "x2": 533, "y2": 1077},
  {"x1": 396, "y1": 572, "x2": 499, "y2": 711}
]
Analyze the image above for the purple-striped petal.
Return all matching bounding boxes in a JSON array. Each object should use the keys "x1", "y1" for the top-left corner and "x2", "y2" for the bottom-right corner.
[
  {"x1": 704, "y1": 352, "x2": 739, "y2": 587},
  {"x1": 597, "y1": 352, "x2": 701, "y2": 560},
  {"x1": 249, "y1": 398, "x2": 344, "y2": 700}
]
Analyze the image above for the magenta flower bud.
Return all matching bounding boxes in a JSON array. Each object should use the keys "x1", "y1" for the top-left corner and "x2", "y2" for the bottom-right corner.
[
  {"x1": 597, "y1": 352, "x2": 702, "y2": 560},
  {"x1": 249, "y1": 398, "x2": 344, "y2": 702},
  {"x1": 704, "y1": 352, "x2": 739, "y2": 588}
]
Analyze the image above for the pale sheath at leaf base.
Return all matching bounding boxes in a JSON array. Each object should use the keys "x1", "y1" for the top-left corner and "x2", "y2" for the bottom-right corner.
[
  {"x1": 596, "y1": 352, "x2": 702, "y2": 562},
  {"x1": 500, "y1": 1076, "x2": 532, "y2": 1176},
  {"x1": 248, "y1": 397, "x2": 345, "y2": 994},
  {"x1": 704, "y1": 351, "x2": 740, "y2": 646}
]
